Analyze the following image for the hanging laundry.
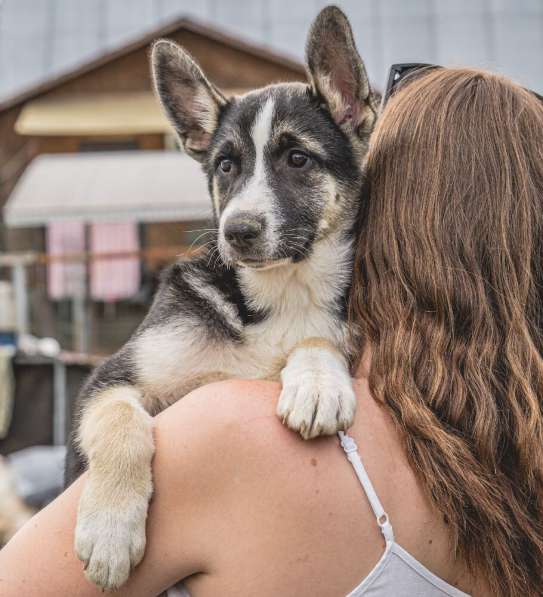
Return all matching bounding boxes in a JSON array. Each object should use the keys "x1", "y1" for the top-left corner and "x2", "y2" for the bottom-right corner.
[
  {"x1": 89, "y1": 222, "x2": 140, "y2": 302},
  {"x1": 46, "y1": 221, "x2": 86, "y2": 300}
]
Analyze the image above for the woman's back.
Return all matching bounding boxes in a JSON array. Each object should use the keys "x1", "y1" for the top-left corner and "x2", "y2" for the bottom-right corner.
[
  {"x1": 0, "y1": 377, "x2": 487, "y2": 596},
  {"x1": 154, "y1": 379, "x2": 485, "y2": 597}
]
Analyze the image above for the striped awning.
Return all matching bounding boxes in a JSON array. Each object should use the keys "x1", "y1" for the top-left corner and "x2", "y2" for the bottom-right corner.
[{"x1": 3, "y1": 151, "x2": 212, "y2": 226}]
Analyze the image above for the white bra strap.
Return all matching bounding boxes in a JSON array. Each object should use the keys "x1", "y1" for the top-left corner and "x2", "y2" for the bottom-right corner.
[{"x1": 338, "y1": 431, "x2": 395, "y2": 543}]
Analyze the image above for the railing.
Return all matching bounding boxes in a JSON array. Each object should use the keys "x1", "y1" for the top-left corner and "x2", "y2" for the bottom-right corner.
[{"x1": 0, "y1": 246, "x2": 201, "y2": 353}]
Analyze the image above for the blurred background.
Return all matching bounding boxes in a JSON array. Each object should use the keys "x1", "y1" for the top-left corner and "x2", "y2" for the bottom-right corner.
[{"x1": 0, "y1": 0, "x2": 541, "y2": 543}]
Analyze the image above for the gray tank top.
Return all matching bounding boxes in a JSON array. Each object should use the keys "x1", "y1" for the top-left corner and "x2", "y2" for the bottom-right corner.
[{"x1": 168, "y1": 432, "x2": 471, "y2": 597}]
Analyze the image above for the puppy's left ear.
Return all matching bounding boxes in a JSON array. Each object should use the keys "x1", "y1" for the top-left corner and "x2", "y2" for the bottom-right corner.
[{"x1": 306, "y1": 6, "x2": 377, "y2": 142}]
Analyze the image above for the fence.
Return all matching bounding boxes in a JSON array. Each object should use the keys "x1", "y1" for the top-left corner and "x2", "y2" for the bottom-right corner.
[{"x1": 0, "y1": 246, "x2": 199, "y2": 355}]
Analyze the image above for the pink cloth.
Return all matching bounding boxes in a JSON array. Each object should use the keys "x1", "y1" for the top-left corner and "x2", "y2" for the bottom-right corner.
[
  {"x1": 89, "y1": 222, "x2": 140, "y2": 302},
  {"x1": 46, "y1": 221, "x2": 86, "y2": 300}
]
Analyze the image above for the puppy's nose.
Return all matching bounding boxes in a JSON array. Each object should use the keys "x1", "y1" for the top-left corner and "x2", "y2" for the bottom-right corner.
[{"x1": 224, "y1": 215, "x2": 264, "y2": 250}]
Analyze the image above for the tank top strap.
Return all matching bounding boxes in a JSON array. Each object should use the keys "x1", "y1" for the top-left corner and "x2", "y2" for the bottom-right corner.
[{"x1": 338, "y1": 431, "x2": 395, "y2": 544}]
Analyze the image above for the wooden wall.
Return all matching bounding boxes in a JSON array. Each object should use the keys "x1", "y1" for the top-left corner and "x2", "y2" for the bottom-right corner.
[{"x1": 0, "y1": 26, "x2": 304, "y2": 250}]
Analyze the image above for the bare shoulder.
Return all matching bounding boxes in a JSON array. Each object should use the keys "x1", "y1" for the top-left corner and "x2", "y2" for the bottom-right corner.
[
  {"x1": 150, "y1": 379, "x2": 357, "y2": 521},
  {"x1": 151, "y1": 380, "x2": 330, "y2": 482},
  {"x1": 154, "y1": 379, "x2": 286, "y2": 446},
  {"x1": 158, "y1": 378, "x2": 282, "y2": 422},
  {"x1": 152, "y1": 377, "x2": 408, "y2": 479},
  {"x1": 150, "y1": 377, "x2": 410, "y2": 519}
]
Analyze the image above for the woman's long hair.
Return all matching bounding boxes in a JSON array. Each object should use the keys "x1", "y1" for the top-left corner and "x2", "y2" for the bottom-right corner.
[{"x1": 350, "y1": 68, "x2": 543, "y2": 596}]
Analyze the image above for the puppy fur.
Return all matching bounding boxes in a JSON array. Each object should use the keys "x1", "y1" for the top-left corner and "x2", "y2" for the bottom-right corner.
[{"x1": 66, "y1": 6, "x2": 378, "y2": 590}]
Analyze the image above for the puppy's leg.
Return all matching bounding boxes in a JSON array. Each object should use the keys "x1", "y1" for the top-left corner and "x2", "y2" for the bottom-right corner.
[
  {"x1": 75, "y1": 385, "x2": 154, "y2": 590},
  {"x1": 277, "y1": 338, "x2": 356, "y2": 440}
]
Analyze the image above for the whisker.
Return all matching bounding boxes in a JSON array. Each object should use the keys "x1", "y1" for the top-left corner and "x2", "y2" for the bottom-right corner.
[
  {"x1": 212, "y1": 249, "x2": 224, "y2": 270},
  {"x1": 187, "y1": 230, "x2": 218, "y2": 253},
  {"x1": 206, "y1": 246, "x2": 219, "y2": 268}
]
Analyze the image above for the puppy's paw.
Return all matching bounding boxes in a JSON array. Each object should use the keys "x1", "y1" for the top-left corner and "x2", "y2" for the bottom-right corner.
[
  {"x1": 75, "y1": 485, "x2": 148, "y2": 590},
  {"x1": 277, "y1": 344, "x2": 356, "y2": 439}
]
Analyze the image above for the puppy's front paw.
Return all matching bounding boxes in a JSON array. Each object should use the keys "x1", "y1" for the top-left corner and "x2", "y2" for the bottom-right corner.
[
  {"x1": 277, "y1": 345, "x2": 356, "y2": 439},
  {"x1": 75, "y1": 484, "x2": 148, "y2": 590}
]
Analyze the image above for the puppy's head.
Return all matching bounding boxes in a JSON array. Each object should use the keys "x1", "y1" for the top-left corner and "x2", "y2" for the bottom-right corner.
[{"x1": 152, "y1": 6, "x2": 377, "y2": 269}]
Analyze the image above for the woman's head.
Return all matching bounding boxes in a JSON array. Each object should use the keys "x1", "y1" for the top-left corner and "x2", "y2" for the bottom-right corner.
[{"x1": 351, "y1": 67, "x2": 543, "y2": 595}]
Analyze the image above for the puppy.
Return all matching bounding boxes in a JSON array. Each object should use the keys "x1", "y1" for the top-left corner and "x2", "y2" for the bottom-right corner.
[{"x1": 66, "y1": 6, "x2": 379, "y2": 589}]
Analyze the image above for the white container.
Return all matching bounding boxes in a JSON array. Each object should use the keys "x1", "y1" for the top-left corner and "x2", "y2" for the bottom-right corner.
[{"x1": 0, "y1": 281, "x2": 16, "y2": 332}]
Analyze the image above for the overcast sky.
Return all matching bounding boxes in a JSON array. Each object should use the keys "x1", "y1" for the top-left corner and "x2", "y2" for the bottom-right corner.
[{"x1": 0, "y1": 0, "x2": 542, "y2": 103}]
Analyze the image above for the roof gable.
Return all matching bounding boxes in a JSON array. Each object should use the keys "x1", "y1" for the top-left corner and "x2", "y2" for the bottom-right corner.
[{"x1": 0, "y1": 16, "x2": 304, "y2": 113}]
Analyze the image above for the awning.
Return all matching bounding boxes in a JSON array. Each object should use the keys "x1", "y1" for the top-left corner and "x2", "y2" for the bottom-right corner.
[
  {"x1": 15, "y1": 92, "x2": 171, "y2": 136},
  {"x1": 3, "y1": 151, "x2": 212, "y2": 226},
  {"x1": 15, "y1": 90, "x2": 248, "y2": 136}
]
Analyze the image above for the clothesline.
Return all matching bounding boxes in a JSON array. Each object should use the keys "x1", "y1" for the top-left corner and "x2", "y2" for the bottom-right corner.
[{"x1": 1, "y1": 246, "x2": 201, "y2": 265}]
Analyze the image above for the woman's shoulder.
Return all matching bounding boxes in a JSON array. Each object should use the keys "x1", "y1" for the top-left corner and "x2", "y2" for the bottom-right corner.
[
  {"x1": 155, "y1": 379, "x2": 293, "y2": 449},
  {"x1": 153, "y1": 377, "x2": 402, "y2": 472},
  {"x1": 152, "y1": 377, "x2": 412, "y2": 516},
  {"x1": 153, "y1": 379, "x2": 337, "y2": 482},
  {"x1": 152, "y1": 376, "x2": 432, "y2": 536},
  {"x1": 162, "y1": 378, "x2": 282, "y2": 421},
  {"x1": 151, "y1": 378, "x2": 469, "y2": 595}
]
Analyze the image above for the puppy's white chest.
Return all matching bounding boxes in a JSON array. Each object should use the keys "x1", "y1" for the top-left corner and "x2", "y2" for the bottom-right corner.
[
  {"x1": 247, "y1": 298, "x2": 338, "y2": 353},
  {"x1": 235, "y1": 242, "x2": 351, "y2": 375}
]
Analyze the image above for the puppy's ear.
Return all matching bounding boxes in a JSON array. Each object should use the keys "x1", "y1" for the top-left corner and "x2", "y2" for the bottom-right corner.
[
  {"x1": 306, "y1": 6, "x2": 376, "y2": 141},
  {"x1": 152, "y1": 40, "x2": 227, "y2": 162}
]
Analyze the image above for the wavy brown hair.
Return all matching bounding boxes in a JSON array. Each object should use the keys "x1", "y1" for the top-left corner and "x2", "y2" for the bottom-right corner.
[{"x1": 350, "y1": 67, "x2": 543, "y2": 596}]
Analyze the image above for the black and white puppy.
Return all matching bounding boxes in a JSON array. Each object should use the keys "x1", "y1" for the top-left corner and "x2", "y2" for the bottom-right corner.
[{"x1": 67, "y1": 6, "x2": 379, "y2": 590}]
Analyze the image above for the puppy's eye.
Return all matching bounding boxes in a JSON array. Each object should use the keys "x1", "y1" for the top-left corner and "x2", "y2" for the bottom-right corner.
[
  {"x1": 219, "y1": 158, "x2": 233, "y2": 173},
  {"x1": 287, "y1": 150, "x2": 310, "y2": 169}
]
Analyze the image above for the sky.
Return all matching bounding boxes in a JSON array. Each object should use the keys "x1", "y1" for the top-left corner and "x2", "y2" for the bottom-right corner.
[{"x1": 0, "y1": 0, "x2": 542, "y2": 104}]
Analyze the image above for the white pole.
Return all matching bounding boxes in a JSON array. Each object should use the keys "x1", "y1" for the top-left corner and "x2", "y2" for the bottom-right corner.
[{"x1": 12, "y1": 261, "x2": 29, "y2": 335}]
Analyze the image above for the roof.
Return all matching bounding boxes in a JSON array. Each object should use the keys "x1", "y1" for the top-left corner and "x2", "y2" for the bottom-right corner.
[
  {"x1": 3, "y1": 151, "x2": 212, "y2": 226},
  {"x1": 2, "y1": 2, "x2": 542, "y2": 113},
  {"x1": 0, "y1": 16, "x2": 305, "y2": 114}
]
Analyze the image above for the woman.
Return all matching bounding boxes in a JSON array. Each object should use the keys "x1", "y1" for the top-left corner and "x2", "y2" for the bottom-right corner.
[{"x1": 1, "y1": 66, "x2": 542, "y2": 596}]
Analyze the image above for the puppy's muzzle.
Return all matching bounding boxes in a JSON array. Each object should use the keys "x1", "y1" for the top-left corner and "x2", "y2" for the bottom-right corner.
[{"x1": 224, "y1": 213, "x2": 265, "y2": 254}]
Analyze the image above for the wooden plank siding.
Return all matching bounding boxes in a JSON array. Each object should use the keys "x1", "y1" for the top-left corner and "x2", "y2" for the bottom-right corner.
[{"x1": 0, "y1": 19, "x2": 304, "y2": 250}]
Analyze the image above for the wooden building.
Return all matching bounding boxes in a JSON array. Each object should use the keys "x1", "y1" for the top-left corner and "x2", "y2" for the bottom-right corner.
[
  {"x1": 0, "y1": 16, "x2": 304, "y2": 250},
  {"x1": 0, "y1": 17, "x2": 304, "y2": 354}
]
